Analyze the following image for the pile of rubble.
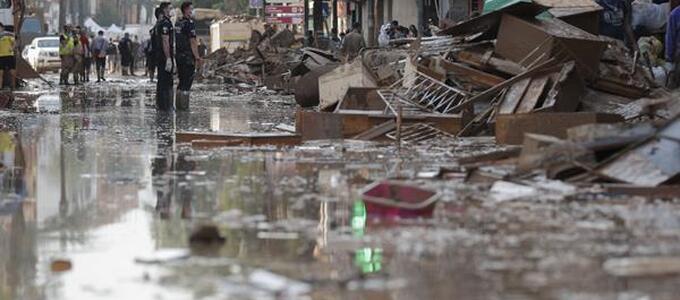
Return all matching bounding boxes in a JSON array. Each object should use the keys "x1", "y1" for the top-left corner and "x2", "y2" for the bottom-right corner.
[
  {"x1": 295, "y1": 1, "x2": 678, "y2": 191},
  {"x1": 191, "y1": 1, "x2": 678, "y2": 196},
  {"x1": 200, "y1": 27, "x2": 303, "y2": 87}
]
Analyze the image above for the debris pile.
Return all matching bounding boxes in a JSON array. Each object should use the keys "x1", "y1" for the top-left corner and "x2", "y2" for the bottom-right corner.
[
  {"x1": 189, "y1": 1, "x2": 679, "y2": 203},
  {"x1": 200, "y1": 26, "x2": 302, "y2": 88}
]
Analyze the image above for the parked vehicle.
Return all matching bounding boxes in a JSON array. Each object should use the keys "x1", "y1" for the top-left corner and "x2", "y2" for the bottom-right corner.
[{"x1": 22, "y1": 36, "x2": 60, "y2": 73}]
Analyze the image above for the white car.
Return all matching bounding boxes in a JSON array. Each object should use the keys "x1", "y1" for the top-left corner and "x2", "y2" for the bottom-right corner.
[{"x1": 23, "y1": 36, "x2": 60, "y2": 73}]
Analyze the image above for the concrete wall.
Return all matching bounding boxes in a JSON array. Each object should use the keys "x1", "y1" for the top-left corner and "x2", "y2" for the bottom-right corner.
[{"x1": 390, "y1": 0, "x2": 418, "y2": 28}]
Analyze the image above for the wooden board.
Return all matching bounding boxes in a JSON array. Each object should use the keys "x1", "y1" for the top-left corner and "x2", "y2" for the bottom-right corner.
[
  {"x1": 498, "y1": 78, "x2": 531, "y2": 114},
  {"x1": 318, "y1": 60, "x2": 378, "y2": 111},
  {"x1": 296, "y1": 110, "x2": 466, "y2": 141},
  {"x1": 439, "y1": 59, "x2": 505, "y2": 88},
  {"x1": 177, "y1": 131, "x2": 301, "y2": 147},
  {"x1": 353, "y1": 120, "x2": 397, "y2": 141},
  {"x1": 495, "y1": 112, "x2": 624, "y2": 145},
  {"x1": 456, "y1": 50, "x2": 526, "y2": 76},
  {"x1": 516, "y1": 75, "x2": 549, "y2": 113}
]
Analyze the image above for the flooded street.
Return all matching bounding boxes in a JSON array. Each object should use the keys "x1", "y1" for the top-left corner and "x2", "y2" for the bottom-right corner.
[{"x1": 1, "y1": 77, "x2": 680, "y2": 300}]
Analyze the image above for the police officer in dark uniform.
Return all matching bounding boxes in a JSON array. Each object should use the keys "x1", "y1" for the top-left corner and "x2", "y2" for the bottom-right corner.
[
  {"x1": 174, "y1": 1, "x2": 202, "y2": 111},
  {"x1": 154, "y1": 2, "x2": 175, "y2": 111},
  {"x1": 146, "y1": 7, "x2": 163, "y2": 83}
]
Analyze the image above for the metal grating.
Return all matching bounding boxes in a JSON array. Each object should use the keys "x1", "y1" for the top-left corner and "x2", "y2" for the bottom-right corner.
[{"x1": 378, "y1": 70, "x2": 470, "y2": 116}]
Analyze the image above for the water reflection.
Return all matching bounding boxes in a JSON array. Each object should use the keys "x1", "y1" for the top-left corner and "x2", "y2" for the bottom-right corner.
[
  {"x1": 351, "y1": 201, "x2": 384, "y2": 275},
  {"x1": 0, "y1": 131, "x2": 39, "y2": 300},
  {"x1": 154, "y1": 154, "x2": 195, "y2": 220}
]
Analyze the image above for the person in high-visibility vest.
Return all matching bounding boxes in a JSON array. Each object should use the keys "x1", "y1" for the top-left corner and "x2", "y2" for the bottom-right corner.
[
  {"x1": 0, "y1": 22, "x2": 17, "y2": 90},
  {"x1": 59, "y1": 25, "x2": 75, "y2": 85}
]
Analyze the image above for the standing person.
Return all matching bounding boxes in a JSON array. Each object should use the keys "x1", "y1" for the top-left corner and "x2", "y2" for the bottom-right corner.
[
  {"x1": 154, "y1": 2, "x2": 175, "y2": 111},
  {"x1": 409, "y1": 25, "x2": 419, "y2": 38},
  {"x1": 330, "y1": 27, "x2": 341, "y2": 53},
  {"x1": 147, "y1": 7, "x2": 163, "y2": 83},
  {"x1": 72, "y1": 35, "x2": 82, "y2": 85},
  {"x1": 306, "y1": 30, "x2": 315, "y2": 47},
  {"x1": 426, "y1": 19, "x2": 438, "y2": 37},
  {"x1": 92, "y1": 30, "x2": 108, "y2": 82},
  {"x1": 79, "y1": 30, "x2": 92, "y2": 82},
  {"x1": 0, "y1": 23, "x2": 16, "y2": 90},
  {"x1": 130, "y1": 35, "x2": 140, "y2": 76},
  {"x1": 174, "y1": 1, "x2": 202, "y2": 111},
  {"x1": 118, "y1": 33, "x2": 133, "y2": 76},
  {"x1": 340, "y1": 23, "x2": 366, "y2": 62},
  {"x1": 596, "y1": 0, "x2": 637, "y2": 50},
  {"x1": 665, "y1": 0, "x2": 680, "y2": 88},
  {"x1": 59, "y1": 25, "x2": 75, "y2": 85},
  {"x1": 106, "y1": 38, "x2": 117, "y2": 74}
]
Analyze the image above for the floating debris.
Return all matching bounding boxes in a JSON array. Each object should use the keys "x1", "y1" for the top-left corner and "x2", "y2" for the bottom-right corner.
[{"x1": 50, "y1": 259, "x2": 72, "y2": 273}]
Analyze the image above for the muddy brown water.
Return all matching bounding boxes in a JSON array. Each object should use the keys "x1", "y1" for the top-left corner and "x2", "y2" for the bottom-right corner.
[{"x1": 0, "y1": 77, "x2": 680, "y2": 300}]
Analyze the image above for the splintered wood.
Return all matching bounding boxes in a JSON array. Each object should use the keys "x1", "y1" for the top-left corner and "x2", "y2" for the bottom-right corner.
[{"x1": 496, "y1": 61, "x2": 583, "y2": 114}]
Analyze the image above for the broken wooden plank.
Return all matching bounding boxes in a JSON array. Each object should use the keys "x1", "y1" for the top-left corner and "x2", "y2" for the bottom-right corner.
[
  {"x1": 191, "y1": 139, "x2": 246, "y2": 149},
  {"x1": 516, "y1": 76, "x2": 550, "y2": 113},
  {"x1": 352, "y1": 120, "x2": 397, "y2": 141},
  {"x1": 449, "y1": 58, "x2": 560, "y2": 113},
  {"x1": 540, "y1": 61, "x2": 585, "y2": 112},
  {"x1": 516, "y1": 133, "x2": 596, "y2": 177},
  {"x1": 456, "y1": 50, "x2": 526, "y2": 76},
  {"x1": 495, "y1": 112, "x2": 624, "y2": 145},
  {"x1": 334, "y1": 87, "x2": 385, "y2": 112},
  {"x1": 296, "y1": 110, "x2": 465, "y2": 141},
  {"x1": 591, "y1": 78, "x2": 648, "y2": 99},
  {"x1": 498, "y1": 78, "x2": 531, "y2": 114},
  {"x1": 604, "y1": 185, "x2": 680, "y2": 198},
  {"x1": 439, "y1": 59, "x2": 505, "y2": 88},
  {"x1": 318, "y1": 60, "x2": 377, "y2": 111},
  {"x1": 496, "y1": 14, "x2": 607, "y2": 81},
  {"x1": 458, "y1": 148, "x2": 522, "y2": 165},
  {"x1": 177, "y1": 132, "x2": 302, "y2": 147},
  {"x1": 275, "y1": 124, "x2": 297, "y2": 133}
]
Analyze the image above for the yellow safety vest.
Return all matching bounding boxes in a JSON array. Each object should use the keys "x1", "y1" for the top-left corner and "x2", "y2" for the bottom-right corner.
[
  {"x1": 0, "y1": 34, "x2": 14, "y2": 57},
  {"x1": 59, "y1": 34, "x2": 74, "y2": 56}
]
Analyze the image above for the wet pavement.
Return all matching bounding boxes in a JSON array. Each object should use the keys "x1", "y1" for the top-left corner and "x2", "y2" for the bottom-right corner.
[{"x1": 1, "y1": 76, "x2": 680, "y2": 300}]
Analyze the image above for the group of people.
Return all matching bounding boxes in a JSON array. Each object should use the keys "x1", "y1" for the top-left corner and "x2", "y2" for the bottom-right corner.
[
  {"x1": 594, "y1": 0, "x2": 680, "y2": 87},
  {"x1": 54, "y1": 1, "x2": 202, "y2": 112},
  {"x1": 378, "y1": 20, "x2": 425, "y2": 46},
  {"x1": 303, "y1": 19, "x2": 439, "y2": 62},
  {"x1": 151, "y1": 1, "x2": 202, "y2": 112},
  {"x1": 60, "y1": 25, "x2": 151, "y2": 84},
  {"x1": 58, "y1": 25, "x2": 97, "y2": 85}
]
